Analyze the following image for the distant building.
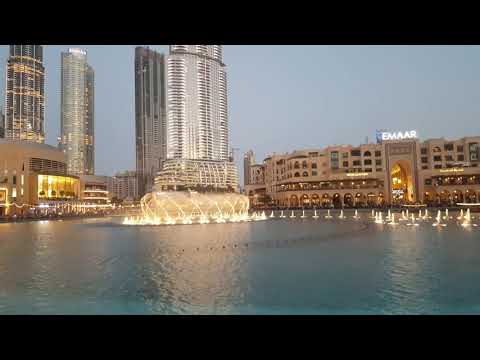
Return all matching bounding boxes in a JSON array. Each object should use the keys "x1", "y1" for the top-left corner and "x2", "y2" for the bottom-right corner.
[
  {"x1": 243, "y1": 150, "x2": 255, "y2": 186},
  {"x1": 154, "y1": 45, "x2": 238, "y2": 192},
  {"x1": 249, "y1": 134, "x2": 480, "y2": 208},
  {"x1": 109, "y1": 170, "x2": 138, "y2": 201},
  {"x1": 59, "y1": 48, "x2": 95, "y2": 176},
  {"x1": 135, "y1": 47, "x2": 167, "y2": 198},
  {"x1": 0, "y1": 108, "x2": 4, "y2": 138},
  {"x1": 4, "y1": 45, "x2": 45, "y2": 143},
  {"x1": 0, "y1": 139, "x2": 80, "y2": 216},
  {"x1": 79, "y1": 175, "x2": 110, "y2": 208}
]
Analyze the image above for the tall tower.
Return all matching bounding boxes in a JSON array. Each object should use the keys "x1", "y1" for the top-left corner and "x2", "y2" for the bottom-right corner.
[
  {"x1": 135, "y1": 47, "x2": 167, "y2": 197},
  {"x1": 166, "y1": 45, "x2": 228, "y2": 161},
  {"x1": 59, "y1": 48, "x2": 95, "y2": 176},
  {"x1": 243, "y1": 150, "x2": 255, "y2": 186},
  {"x1": 4, "y1": 45, "x2": 45, "y2": 143}
]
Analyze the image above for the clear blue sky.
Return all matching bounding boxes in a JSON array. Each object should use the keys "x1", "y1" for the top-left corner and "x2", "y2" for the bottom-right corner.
[{"x1": 1, "y1": 45, "x2": 480, "y2": 180}]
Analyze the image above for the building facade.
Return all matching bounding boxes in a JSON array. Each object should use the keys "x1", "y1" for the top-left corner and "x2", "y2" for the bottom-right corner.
[
  {"x1": 0, "y1": 139, "x2": 80, "y2": 216},
  {"x1": 4, "y1": 45, "x2": 45, "y2": 143},
  {"x1": 135, "y1": 47, "x2": 167, "y2": 197},
  {"x1": 59, "y1": 48, "x2": 95, "y2": 176},
  {"x1": 246, "y1": 134, "x2": 480, "y2": 208},
  {"x1": 79, "y1": 175, "x2": 111, "y2": 208},
  {"x1": 0, "y1": 108, "x2": 4, "y2": 138},
  {"x1": 109, "y1": 170, "x2": 138, "y2": 202},
  {"x1": 154, "y1": 45, "x2": 238, "y2": 192},
  {"x1": 243, "y1": 150, "x2": 255, "y2": 186}
]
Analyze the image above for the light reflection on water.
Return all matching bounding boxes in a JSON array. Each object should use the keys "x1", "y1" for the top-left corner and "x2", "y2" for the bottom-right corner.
[{"x1": 0, "y1": 211, "x2": 479, "y2": 314}]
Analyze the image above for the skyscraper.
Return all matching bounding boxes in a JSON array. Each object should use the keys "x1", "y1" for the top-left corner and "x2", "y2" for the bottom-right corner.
[
  {"x1": 4, "y1": 45, "x2": 45, "y2": 143},
  {"x1": 59, "y1": 48, "x2": 95, "y2": 176},
  {"x1": 135, "y1": 47, "x2": 167, "y2": 197},
  {"x1": 0, "y1": 108, "x2": 4, "y2": 138},
  {"x1": 166, "y1": 45, "x2": 228, "y2": 161},
  {"x1": 243, "y1": 150, "x2": 255, "y2": 186},
  {"x1": 154, "y1": 45, "x2": 237, "y2": 192}
]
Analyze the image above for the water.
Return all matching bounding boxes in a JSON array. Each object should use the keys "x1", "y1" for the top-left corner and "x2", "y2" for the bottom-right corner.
[{"x1": 1, "y1": 210, "x2": 480, "y2": 314}]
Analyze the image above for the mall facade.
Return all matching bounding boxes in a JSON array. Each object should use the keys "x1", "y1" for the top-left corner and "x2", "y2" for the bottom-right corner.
[
  {"x1": 244, "y1": 133, "x2": 480, "y2": 208},
  {"x1": 0, "y1": 139, "x2": 111, "y2": 216}
]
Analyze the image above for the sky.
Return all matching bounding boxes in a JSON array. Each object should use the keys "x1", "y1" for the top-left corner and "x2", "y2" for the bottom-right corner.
[{"x1": 1, "y1": 45, "x2": 480, "y2": 183}]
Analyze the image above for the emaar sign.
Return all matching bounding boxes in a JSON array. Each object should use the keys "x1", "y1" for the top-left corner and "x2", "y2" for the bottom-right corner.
[{"x1": 376, "y1": 130, "x2": 417, "y2": 142}]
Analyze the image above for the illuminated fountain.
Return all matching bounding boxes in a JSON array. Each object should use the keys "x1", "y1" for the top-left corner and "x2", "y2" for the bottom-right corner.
[
  {"x1": 374, "y1": 211, "x2": 384, "y2": 224},
  {"x1": 388, "y1": 213, "x2": 398, "y2": 225},
  {"x1": 325, "y1": 209, "x2": 333, "y2": 219},
  {"x1": 370, "y1": 209, "x2": 375, "y2": 219},
  {"x1": 338, "y1": 209, "x2": 345, "y2": 219},
  {"x1": 279, "y1": 210, "x2": 286, "y2": 218},
  {"x1": 123, "y1": 191, "x2": 253, "y2": 226},
  {"x1": 457, "y1": 209, "x2": 464, "y2": 220},
  {"x1": 433, "y1": 210, "x2": 446, "y2": 227},
  {"x1": 443, "y1": 208, "x2": 450, "y2": 220},
  {"x1": 290, "y1": 210, "x2": 296, "y2": 219},
  {"x1": 400, "y1": 210, "x2": 408, "y2": 222},
  {"x1": 353, "y1": 209, "x2": 360, "y2": 220},
  {"x1": 386, "y1": 209, "x2": 392, "y2": 222},
  {"x1": 300, "y1": 210, "x2": 307, "y2": 218},
  {"x1": 462, "y1": 209, "x2": 477, "y2": 227},
  {"x1": 270, "y1": 211, "x2": 275, "y2": 218},
  {"x1": 407, "y1": 213, "x2": 419, "y2": 227},
  {"x1": 312, "y1": 210, "x2": 319, "y2": 219}
]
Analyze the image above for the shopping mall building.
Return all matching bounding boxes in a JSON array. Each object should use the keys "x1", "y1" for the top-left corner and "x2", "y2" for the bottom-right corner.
[
  {"x1": 244, "y1": 132, "x2": 480, "y2": 208},
  {"x1": 0, "y1": 140, "x2": 110, "y2": 216}
]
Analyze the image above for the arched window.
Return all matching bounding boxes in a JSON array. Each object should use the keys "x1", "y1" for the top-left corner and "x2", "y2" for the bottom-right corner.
[
  {"x1": 302, "y1": 161, "x2": 308, "y2": 168},
  {"x1": 294, "y1": 162, "x2": 300, "y2": 169},
  {"x1": 302, "y1": 172, "x2": 308, "y2": 177},
  {"x1": 433, "y1": 146, "x2": 442, "y2": 153},
  {"x1": 364, "y1": 151, "x2": 371, "y2": 157},
  {"x1": 294, "y1": 172, "x2": 300, "y2": 178}
]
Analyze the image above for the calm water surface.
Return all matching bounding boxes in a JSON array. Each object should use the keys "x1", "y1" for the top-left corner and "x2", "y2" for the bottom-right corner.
[{"x1": 1, "y1": 210, "x2": 479, "y2": 314}]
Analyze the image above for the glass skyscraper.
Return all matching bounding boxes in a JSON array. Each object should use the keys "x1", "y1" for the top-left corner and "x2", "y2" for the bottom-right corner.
[
  {"x1": 4, "y1": 45, "x2": 45, "y2": 143},
  {"x1": 59, "y1": 48, "x2": 95, "y2": 176},
  {"x1": 135, "y1": 47, "x2": 167, "y2": 197}
]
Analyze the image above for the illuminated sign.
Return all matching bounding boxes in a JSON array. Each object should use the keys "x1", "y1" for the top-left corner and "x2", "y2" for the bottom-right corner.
[
  {"x1": 378, "y1": 130, "x2": 417, "y2": 142},
  {"x1": 69, "y1": 48, "x2": 86, "y2": 56},
  {"x1": 439, "y1": 168, "x2": 465, "y2": 173},
  {"x1": 346, "y1": 172, "x2": 369, "y2": 177}
]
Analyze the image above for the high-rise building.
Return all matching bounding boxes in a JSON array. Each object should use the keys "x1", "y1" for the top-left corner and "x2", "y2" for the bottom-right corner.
[
  {"x1": 4, "y1": 45, "x2": 45, "y2": 143},
  {"x1": 243, "y1": 150, "x2": 255, "y2": 186},
  {"x1": 59, "y1": 48, "x2": 95, "y2": 176},
  {"x1": 108, "y1": 170, "x2": 138, "y2": 201},
  {"x1": 154, "y1": 45, "x2": 237, "y2": 192},
  {"x1": 166, "y1": 45, "x2": 228, "y2": 161},
  {"x1": 0, "y1": 108, "x2": 4, "y2": 138},
  {"x1": 135, "y1": 47, "x2": 167, "y2": 197}
]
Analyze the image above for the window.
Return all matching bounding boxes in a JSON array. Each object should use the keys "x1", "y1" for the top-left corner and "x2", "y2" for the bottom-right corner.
[
  {"x1": 364, "y1": 159, "x2": 372, "y2": 165},
  {"x1": 363, "y1": 151, "x2": 372, "y2": 157},
  {"x1": 375, "y1": 159, "x2": 382, "y2": 166},
  {"x1": 445, "y1": 155, "x2": 453, "y2": 161},
  {"x1": 425, "y1": 179, "x2": 432, "y2": 185},
  {"x1": 421, "y1": 148, "x2": 427, "y2": 155},
  {"x1": 330, "y1": 152, "x2": 339, "y2": 170},
  {"x1": 458, "y1": 154, "x2": 465, "y2": 161},
  {"x1": 294, "y1": 172, "x2": 300, "y2": 177},
  {"x1": 376, "y1": 168, "x2": 382, "y2": 172},
  {"x1": 433, "y1": 146, "x2": 441, "y2": 153},
  {"x1": 433, "y1": 156, "x2": 442, "y2": 162},
  {"x1": 421, "y1": 157, "x2": 428, "y2": 164},
  {"x1": 444, "y1": 143, "x2": 454, "y2": 151},
  {"x1": 342, "y1": 152, "x2": 349, "y2": 159},
  {"x1": 434, "y1": 164, "x2": 442, "y2": 169},
  {"x1": 302, "y1": 172, "x2": 308, "y2": 177},
  {"x1": 343, "y1": 161, "x2": 349, "y2": 167},
  {"x1": 365, "y1": 168, "x2": 372, "y2": 172},
  {"x1": 12, "y1": 175, "x2": 16, "y2": 185},
  {"x1": 351, "y1": 149, "x2": 361, "y2": 157},
  {"x1": 294, "y1": 162, "x2": 300, "y2": 169},
  {"x1": 457, "y1": 145, "x2": 464, "y2": 152},
  {"x1": 422, "y1": 165, "x2": 428, "y2": 170},
  {"x1": 375, "y1": 151, "x2": 381, "y2": 157},
  {"x1": 312, "y1": 170, "x2": 317, "y2": 176},
  {"x1": 302, "y1": 161, "x2": 308, "y2": 169},
  {"x1": 353, "y1": 160, "x2": 361, "y2": 166},
  {"x1": 311, "y1": 162, "x2": 317, "y2": 169}
]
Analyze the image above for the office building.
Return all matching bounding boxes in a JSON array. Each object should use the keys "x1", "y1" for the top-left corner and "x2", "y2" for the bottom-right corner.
[
  {"x1": 4, "y1": 45, "x2": 45, "y2": 143},
  {"x1": 59, "y1": 48, "x2": 95, "y2": 176},
  {"x1": 109, "y1": 170, "x2": 138, "y2": 201},
  {"x1": 135, "y1": 47, "x2": 167, "y2": 197}
]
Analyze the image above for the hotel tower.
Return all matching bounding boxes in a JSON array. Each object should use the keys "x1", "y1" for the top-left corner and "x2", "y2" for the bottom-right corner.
[
  {"x1": 4, "y1": 45, "x2": 45, "y2": 143},
  {"x1": 154, "y1": 45, "x2": 237, "y2": 192},
  {"x1": 59, "y1": 48, "x2": 95, "y2": 176},
  {"x1": 134, "y1": 47, "x2": 167, "y2": 197}
]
